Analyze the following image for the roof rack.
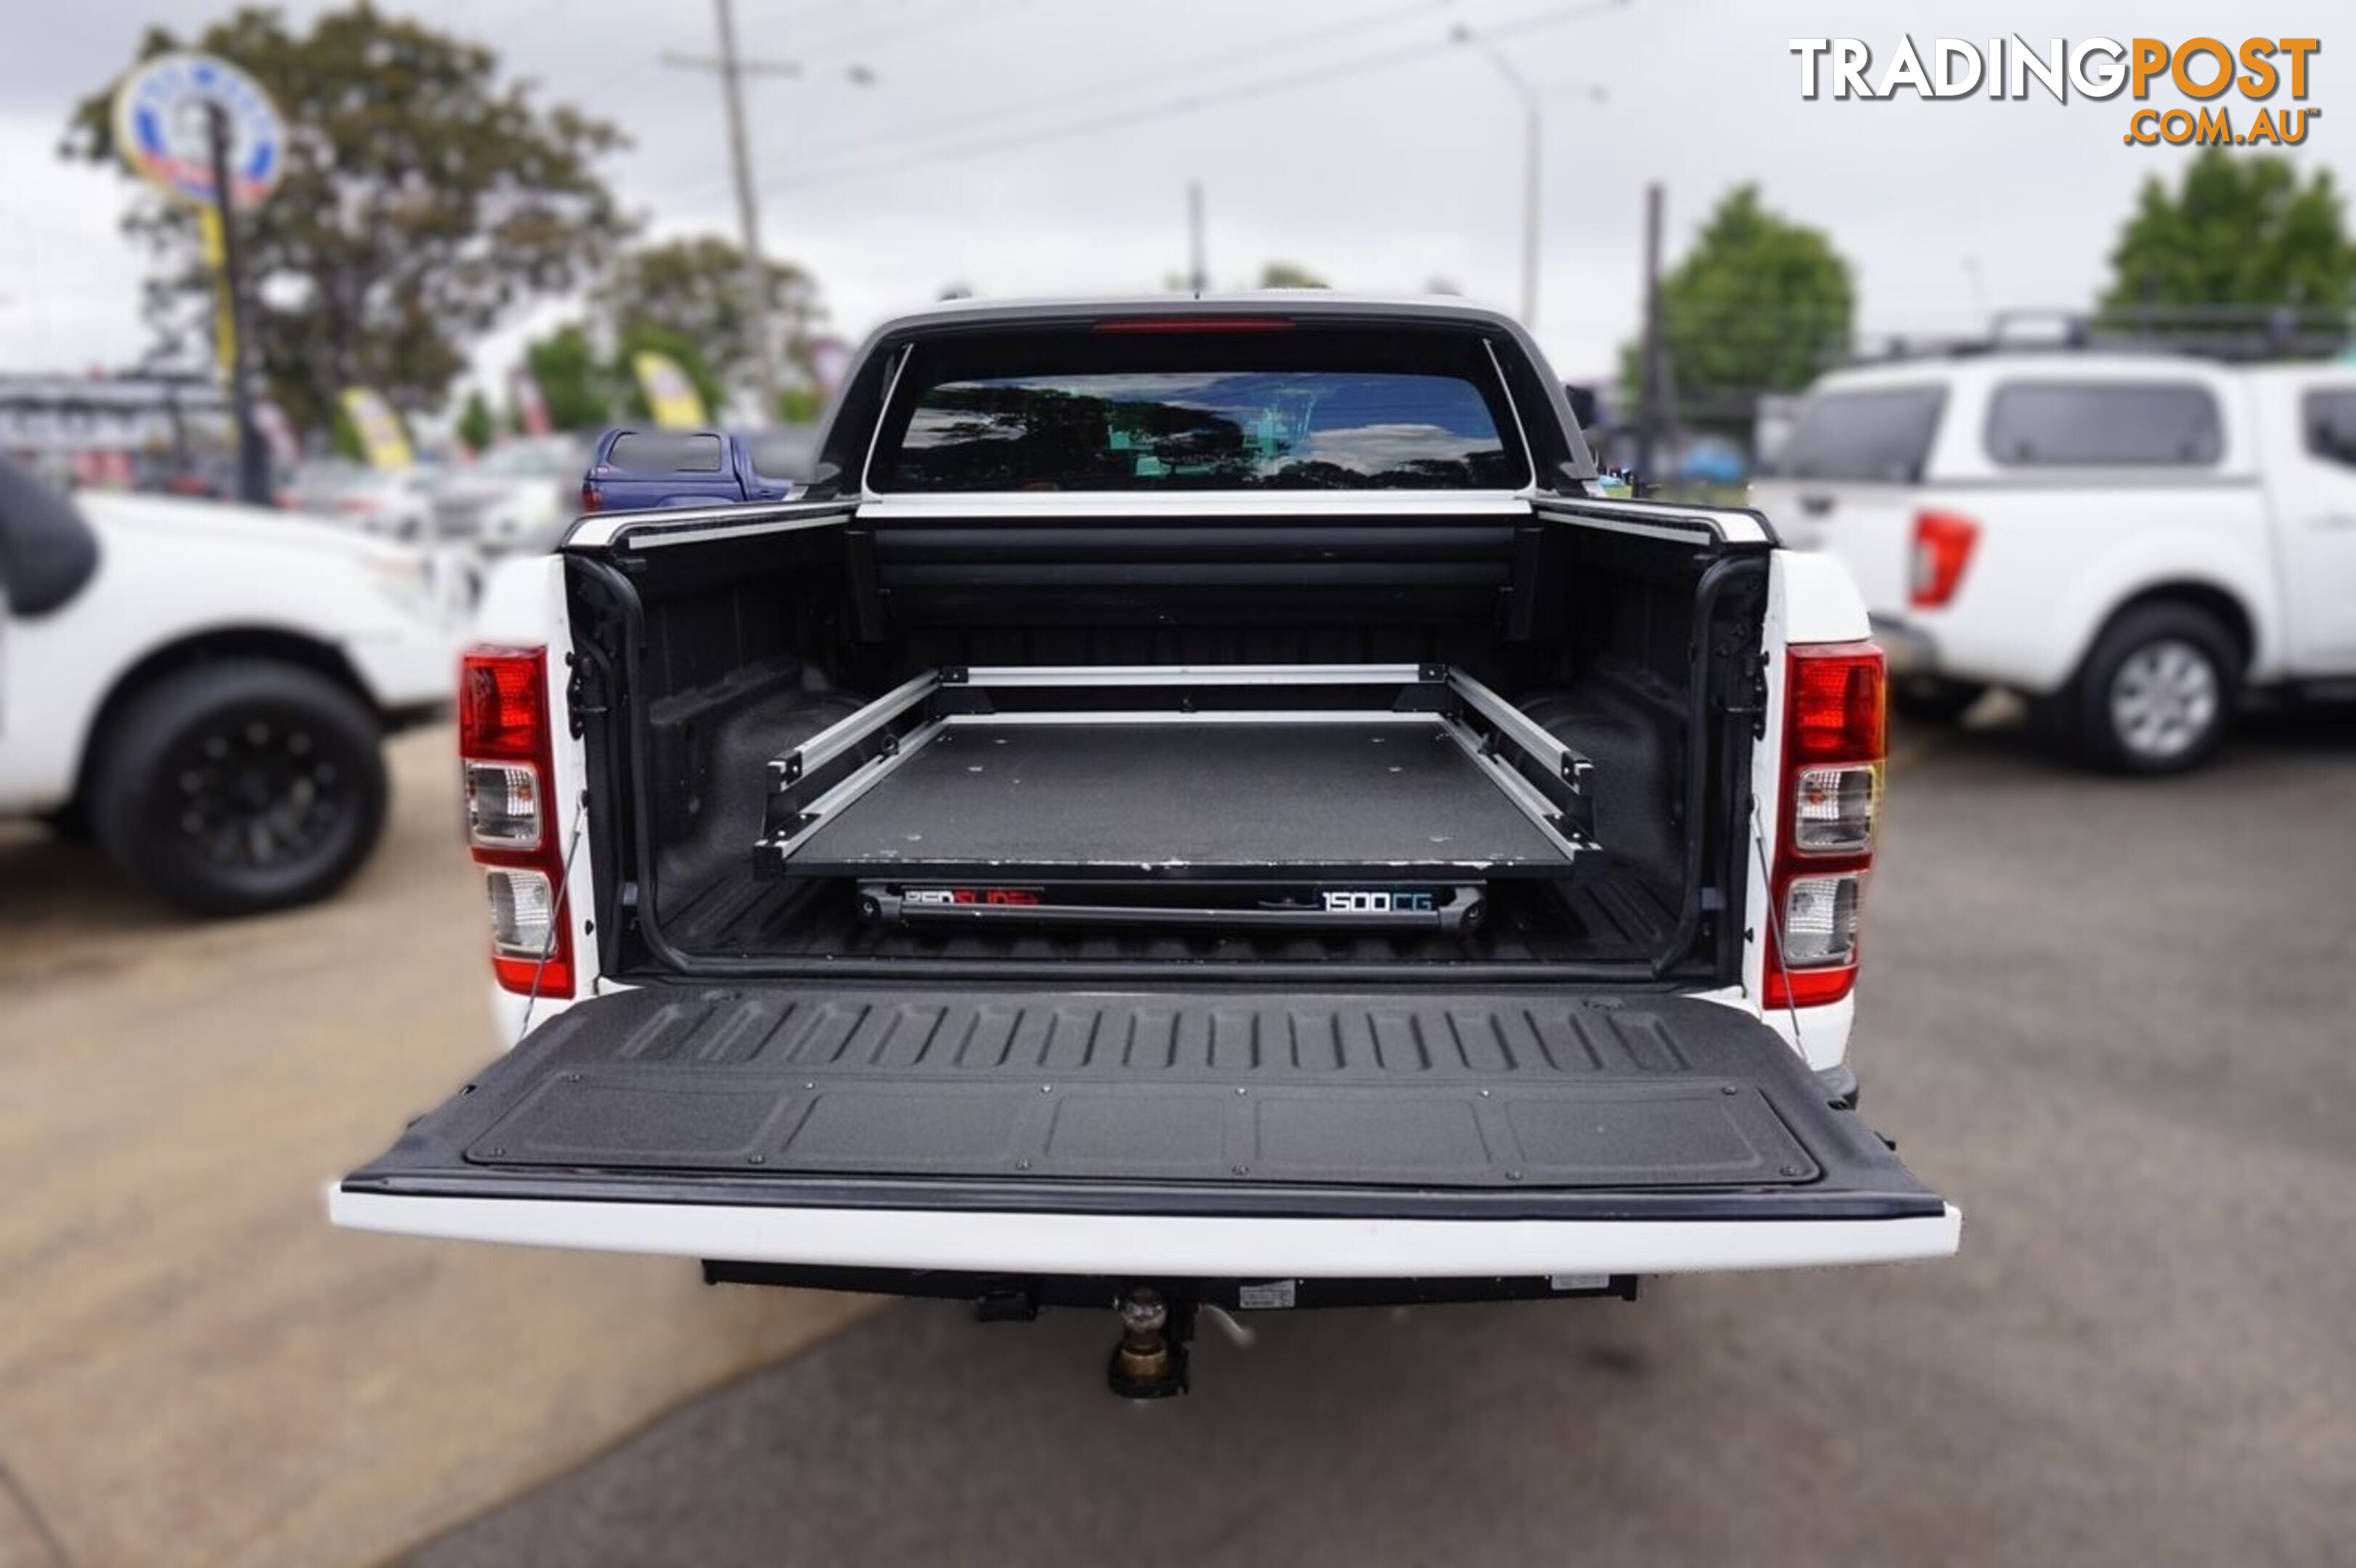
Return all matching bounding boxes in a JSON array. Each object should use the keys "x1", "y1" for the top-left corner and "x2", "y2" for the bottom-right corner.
[{"x1": 1844, "y1": 304, "x2": 2353, "y2": 368}]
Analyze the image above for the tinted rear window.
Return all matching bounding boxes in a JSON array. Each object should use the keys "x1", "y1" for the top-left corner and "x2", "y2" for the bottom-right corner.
[
  {"x1": 1985, "y1": 382, "x2": 2222, "y2": 467},
  {"x1": 606, "y1": 430, "x2": 723, "y2": 473},
  {"x1": 871, "y1": 329, "x2": 1528, "y2": 492},
  {"x1": 1765, "y1": 388, "x2": 1945, "y2": 483}
]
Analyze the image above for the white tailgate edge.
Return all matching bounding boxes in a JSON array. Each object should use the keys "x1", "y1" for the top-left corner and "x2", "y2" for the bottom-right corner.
[{"x1": 331, "y1": 1189, "x2": 1961, "y2": 1278}]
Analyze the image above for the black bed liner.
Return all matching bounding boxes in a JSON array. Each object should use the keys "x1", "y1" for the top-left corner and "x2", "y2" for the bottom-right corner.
[{"x1": 343, "y1": 985, "x2": 1941, "y2": 1222}]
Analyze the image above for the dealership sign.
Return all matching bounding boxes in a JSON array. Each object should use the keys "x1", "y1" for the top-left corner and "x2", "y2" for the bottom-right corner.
[{"x1": 111, "y1": 52, "x2": 285, "y2": 208}]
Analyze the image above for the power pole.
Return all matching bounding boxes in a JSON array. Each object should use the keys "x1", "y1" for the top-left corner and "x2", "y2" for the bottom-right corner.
[
  {"x1": 1636, "y1": 181, "x2": 1666, "y2": 491},
  {"x1": 711, "y1": 0, "x2": 778, "y2": 424},
  {"x1": 664, "y1": 11, "x2": 872, "y2": 426},
  {"x1": 1186, "y1": 181, "x2": 1207, "y2": 293}
]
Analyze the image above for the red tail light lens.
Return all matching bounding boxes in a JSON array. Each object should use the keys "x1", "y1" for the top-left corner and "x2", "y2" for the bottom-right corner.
[
  {"x1": 460, "y1": 647, "x2": 573, "y2": 997},
  {"x1": 461, "y1": 647, "x2": 547, "y2": 760},
  {"x1": 1911, "y1": 510, "x2": 1978, "y2": 608},
  {"x1": 1766, "y1": 642, "x2": 1885, "y2": 1010},
  {"x1": 579, "y1": 481, "x2": 601, "y2": 513},
  {"x1": 1787, "y1": 646, "x2": 1887, "y2": 763}
]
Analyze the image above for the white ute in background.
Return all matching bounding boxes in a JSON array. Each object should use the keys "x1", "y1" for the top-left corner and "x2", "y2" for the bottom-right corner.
[
  {"x1": 0, "y1": 460, "x2": 465, "y2": 914},
  {"x1": 1753, "y1": 352, "x2": 2356, "y2": 772}
]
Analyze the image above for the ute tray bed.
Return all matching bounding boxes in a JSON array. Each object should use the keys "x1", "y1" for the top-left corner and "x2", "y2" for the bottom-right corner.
[{"x1": 754, "y1": 664, "x2": 1600, "y2": 931}]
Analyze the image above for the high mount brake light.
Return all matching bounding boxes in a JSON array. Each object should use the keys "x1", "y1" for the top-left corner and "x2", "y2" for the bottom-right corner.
[
  {"x1": 1911, "y1": 510, "x2": 1978, "y2": 608},
  {"x1": 460, "y1": 646, "x2": 574, "y2": 997},
  {"x1": 1091, "y1": 317, "x2": 1297, "y2": 334},
  {"x1": 1766, "y1": 642, "x2": 1884, "y2": 1010}
]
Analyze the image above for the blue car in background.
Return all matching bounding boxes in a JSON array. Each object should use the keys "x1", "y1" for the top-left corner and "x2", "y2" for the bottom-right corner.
[{"x1": 579, "y1": 426, "x2": 819, "y2": 513}]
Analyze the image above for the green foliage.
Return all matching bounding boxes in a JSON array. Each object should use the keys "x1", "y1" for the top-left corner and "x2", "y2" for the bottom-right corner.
[
  {"x1": 456, "y1": 388, "x2": 495, "y2": 453},
  {"x1": 62, "y1": 5, "x2": 629, "y2": 437},
  {"x1": 593, "y1": 234, "x2": 823, "y2": 407},
  {"x1": 1618, "y1": 186, "x2": 1854, "y2": 432},
  {"x1": 1257, "y1": 261, "x2": 1330, "y2": 290},
  {"x1": 521, "y1": 324, "x2": 615, "y2": 433},
  {"x1": 328, "y1": 401, "x2": 364, "y2": 462},
  {"x1": 2100, "y1": 150, "x2": 2356, "y2": 317},
  {"x1": 775, "y1": 386, "x2": 826, "y2": 425}
]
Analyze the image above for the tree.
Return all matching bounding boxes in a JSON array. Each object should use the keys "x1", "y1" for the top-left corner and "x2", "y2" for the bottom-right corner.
[
  {"x1": 1258, "y1": 261, "x2": 1329, "y2": 289},
  {"x1": 457, "y1": 388, "x2": 495, "y2": 454},
  {"x1": 1617, "y1": 186, "x2": 1854, "y2": 436},
  {"x1": 2100, "y1": 150, "x2": 2355, "y2": 323},
  {"x1": 518, "y1": 319, "x2": 730, "y2": 431},
  {"x1": 521, "y1": 324, "x2": 615, "y2": 433},
  {"x1": 62, "y1": 6, "x2": 629, "y2": 436},
  {"x1": 592, "y1": 234, "x2": 821, "y2": 414}
]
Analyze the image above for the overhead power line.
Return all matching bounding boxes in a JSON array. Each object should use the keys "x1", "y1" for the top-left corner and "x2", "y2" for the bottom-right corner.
[
  {"x1": 784, "y1": 0, "x2": 1456, "y2": 169},
  {"x1": 760, "y1": 0, "x2": 1631, "y2": 195}
]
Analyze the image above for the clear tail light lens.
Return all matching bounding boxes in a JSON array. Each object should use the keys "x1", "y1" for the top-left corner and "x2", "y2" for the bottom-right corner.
[
  {"x1": 465, "y1": 761, "x2": 543, "y2": 849},
  {"x1": 485, "y1": 867, "x2": 558, "y2": 958},
  {"x1": 1792, "y1": 763, "x2": 1880, "y2": 854},
  {"x1": 1780, "y1": 871, "x2": 1864, "y2": 966}
]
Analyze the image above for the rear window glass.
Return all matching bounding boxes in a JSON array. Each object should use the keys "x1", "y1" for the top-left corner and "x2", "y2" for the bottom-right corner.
[
  {"x1": 1764, "y1": 388, "x2": 1945, "y2": 483},
  {"x1": 871, "y1": 330, "x2": 1528, "y2": 492},
  {"x1": 1985, "y1": 382, "x2": 2222, "y2": 467},
  {"x1": 2303, "y1": 388, "x2": 2356, "y2": 468},
  {"x1": 606, "y1": 430, "x2": 722, "y2": 473}
]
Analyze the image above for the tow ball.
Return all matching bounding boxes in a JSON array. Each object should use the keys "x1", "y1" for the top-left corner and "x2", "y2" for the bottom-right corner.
[{"x1": 1107, "y1": 1287, "x2": 1194, "y2": 1399}]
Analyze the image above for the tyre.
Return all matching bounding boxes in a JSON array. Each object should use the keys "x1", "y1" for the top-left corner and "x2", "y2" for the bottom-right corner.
[
  {"x1": 1890, "y1": 677, "x2": 1986, "y2": 724},
  {"x1": 89, "y1": 660, "x2": 389, "y2": 915},
  {"x1": 2066, "y1": 603, "x2": 2239, "y2": 774}
]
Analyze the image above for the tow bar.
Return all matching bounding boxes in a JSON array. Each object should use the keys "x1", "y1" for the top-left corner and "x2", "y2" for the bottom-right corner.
[{"x1": 1107, "y1": 1287, "x2": 1192, "y2": 1399}]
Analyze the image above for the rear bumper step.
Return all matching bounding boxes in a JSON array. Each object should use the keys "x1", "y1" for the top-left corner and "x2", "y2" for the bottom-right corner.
[{"x1": 331, "y1": 1188, "x2": 1962, "y2": 1278}]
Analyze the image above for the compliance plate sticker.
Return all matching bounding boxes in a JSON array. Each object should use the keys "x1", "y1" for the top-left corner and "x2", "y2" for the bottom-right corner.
[{"x1": 1238, "y1": 1279, "x2": 1298, "y2": 1310}]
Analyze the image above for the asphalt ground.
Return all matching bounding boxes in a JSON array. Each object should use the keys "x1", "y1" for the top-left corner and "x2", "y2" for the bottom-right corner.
[
  {"x1": 4, "y1": 705, "x2": 2352, "y2": 1567},
  {"x1": 402, "y1": 703, "x2": 2356, "y2": 1568},
  {"x1": 0, "y1": 729, "x2": 870, "y2": 1568}
]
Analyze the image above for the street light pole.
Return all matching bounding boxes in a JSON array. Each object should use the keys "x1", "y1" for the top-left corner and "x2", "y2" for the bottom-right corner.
[{"x1": 1452, "y1": 27, "x2": 1606, "y2": 332}]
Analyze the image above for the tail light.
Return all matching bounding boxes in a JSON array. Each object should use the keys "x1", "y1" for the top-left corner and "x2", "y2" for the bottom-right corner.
[
  {"x1": 1911, "y1": 510, "x2": 1978, "y2": 608},
  {"x1": 1765, "y1": 642, "x2": 1884, "y2": 1010},
  {"x1": 460, "y1": 646, "x2": 574, "y2": 997},
  {"x1": 579, "y1": 480, "x2": 602, "y2": 512}
]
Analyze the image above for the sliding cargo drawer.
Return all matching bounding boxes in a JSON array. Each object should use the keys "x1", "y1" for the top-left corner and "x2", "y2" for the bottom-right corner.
[{"x1": 754, "y1": 664, "x2": 1599, "y2": 902}]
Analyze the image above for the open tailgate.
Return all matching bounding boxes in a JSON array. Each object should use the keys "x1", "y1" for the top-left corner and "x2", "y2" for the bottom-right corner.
[{"x1": 335, "y1": 985, "x2": 1957, "y2": 1278}]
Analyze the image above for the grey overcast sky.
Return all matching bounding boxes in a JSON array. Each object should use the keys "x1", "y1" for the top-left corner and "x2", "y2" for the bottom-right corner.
[{"x1": 0, "y1": 0, "x2": 2345, "y2": 401}]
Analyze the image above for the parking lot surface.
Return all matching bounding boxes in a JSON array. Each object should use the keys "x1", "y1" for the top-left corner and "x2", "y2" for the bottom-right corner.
[
  {"x1": 0, "y1": 729, "x2": 868, "y2": 1568},
  {"x1": 402, "y1": 708, "x2": 2356, "y2": 1568}
]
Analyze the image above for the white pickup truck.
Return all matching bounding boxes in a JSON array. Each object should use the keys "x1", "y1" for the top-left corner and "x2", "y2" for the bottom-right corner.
[
  {"x1": 335, "y1": 297, "x2": 1958, "y2": 1396},
  {"x1": 0, "y1": 464, "x2": 462, "y2": 912},
  {"x1": 1753, "y1": 351, "x2": 2356, "y2": 772}
]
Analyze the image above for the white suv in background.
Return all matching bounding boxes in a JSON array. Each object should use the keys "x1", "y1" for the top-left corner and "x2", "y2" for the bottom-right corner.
[{"x1": 1752, "y1": 353, "x2": 2356, "y2": 772}]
